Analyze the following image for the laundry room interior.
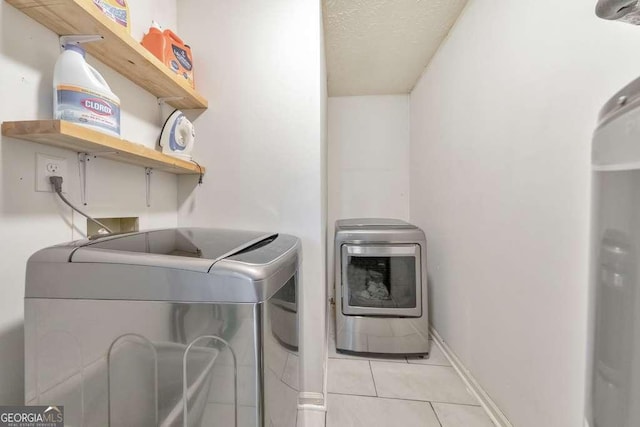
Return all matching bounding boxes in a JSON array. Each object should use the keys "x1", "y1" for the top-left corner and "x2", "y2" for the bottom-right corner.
[{"x1": 1, "y1": 0, "x2": 640, "y2": 426}]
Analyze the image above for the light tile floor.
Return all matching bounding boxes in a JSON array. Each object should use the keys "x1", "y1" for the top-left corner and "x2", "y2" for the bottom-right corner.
[{"x1": 326, "y1": 317, "x2": 495, "y2": 427}]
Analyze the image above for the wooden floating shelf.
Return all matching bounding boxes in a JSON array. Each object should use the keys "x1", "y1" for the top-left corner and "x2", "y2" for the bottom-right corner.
[
  {"x1": 6, "y1": 0, "x2": 208, "y2": 110},
  {"x1": 2, "y1": 120, "x2": 205, "y2": 175}
]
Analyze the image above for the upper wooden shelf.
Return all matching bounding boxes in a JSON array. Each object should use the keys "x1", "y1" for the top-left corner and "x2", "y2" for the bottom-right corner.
[
  {"x1": 6, "y1": 0, "x2": 208, "y2": 110},
  {"x1": 2, "y1": 120, "x2": 205, "y2": 175}
]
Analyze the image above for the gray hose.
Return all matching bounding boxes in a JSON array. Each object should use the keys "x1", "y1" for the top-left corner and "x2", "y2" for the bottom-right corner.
[{"x1": 49, "y1": 176, "x2": 113, "y2": 234}]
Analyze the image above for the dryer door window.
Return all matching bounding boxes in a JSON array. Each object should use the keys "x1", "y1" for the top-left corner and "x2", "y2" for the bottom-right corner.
[{"x1": 341, "y1": 244, "x2": 422, "y2": 317}]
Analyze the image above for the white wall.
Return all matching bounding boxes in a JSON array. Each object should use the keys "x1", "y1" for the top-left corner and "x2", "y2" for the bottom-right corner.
[
  {"x1": 319, "y1": 0, "x2": 329, "y2": 408},
  {"x1": 0, "y1": 1, "x2": 180, "y2": 404},
  {"x1": 409, "y1": 1, "x2": 640, "y2": 426},
  {"x1": 327, "y1": 95, "x2": 410, "y2": 296},
  {"x1": 176, "y1": 0, "x2": 327, "y2": 401}
]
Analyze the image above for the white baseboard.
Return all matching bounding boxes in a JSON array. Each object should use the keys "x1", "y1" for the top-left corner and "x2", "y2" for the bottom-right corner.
[
  {"x1": 430, "y1": 327, "x2": 513, "y2": 427},
  {"x1": 297, "y1": 395, "x2": 326, "y2": 427},
  {"x1": 298, "y1": 391, "x2": 325, "y2": 408}
]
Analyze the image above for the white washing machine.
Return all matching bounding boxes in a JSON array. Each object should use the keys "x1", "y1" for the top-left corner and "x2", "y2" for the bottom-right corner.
[{"x1": 589, "y1": 77, "x2": 640, "y2": 427}]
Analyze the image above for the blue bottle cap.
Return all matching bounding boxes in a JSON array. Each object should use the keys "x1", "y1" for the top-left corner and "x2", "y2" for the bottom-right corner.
[{"x1": 63, "y1": 44, "x2": 86, "y2": 57}]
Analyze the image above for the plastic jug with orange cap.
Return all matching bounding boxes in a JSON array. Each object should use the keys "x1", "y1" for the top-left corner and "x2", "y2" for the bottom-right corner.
[{"x1": 141, "y1": 21, "x2": 195, "y2": 89}]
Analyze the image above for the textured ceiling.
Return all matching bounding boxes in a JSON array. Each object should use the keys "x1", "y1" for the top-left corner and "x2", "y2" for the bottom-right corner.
[{"x1": 323, "y1": 0, "x2": 468, "y2": 96}]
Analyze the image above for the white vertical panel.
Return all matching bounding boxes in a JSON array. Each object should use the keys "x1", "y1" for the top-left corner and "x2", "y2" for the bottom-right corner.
[{"x1": 176, "y1": 0, "x2": 327, "y2": 397}]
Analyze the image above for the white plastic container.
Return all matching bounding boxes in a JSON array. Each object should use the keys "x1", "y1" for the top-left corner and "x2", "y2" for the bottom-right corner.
[{"x1": 53, "y1": 44, "x2": 121, "y2": 137}]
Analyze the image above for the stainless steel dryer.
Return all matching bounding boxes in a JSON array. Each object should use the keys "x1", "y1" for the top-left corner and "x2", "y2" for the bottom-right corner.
[
  {"x1": 24, "y1": 228, "x2": 300, "y2": 427},
  {"x1": 334, "y1": 219, "x2": 429, "y2": 355}
]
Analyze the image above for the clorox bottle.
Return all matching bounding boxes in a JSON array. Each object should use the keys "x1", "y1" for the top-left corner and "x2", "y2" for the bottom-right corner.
[{"x1": 53, "y1": 44, "x2": 121, "y2": 137}]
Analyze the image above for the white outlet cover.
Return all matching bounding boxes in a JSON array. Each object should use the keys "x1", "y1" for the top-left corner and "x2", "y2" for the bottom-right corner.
[{"x1": 36, "y1": 153, "x2": 68, "y2": 192}]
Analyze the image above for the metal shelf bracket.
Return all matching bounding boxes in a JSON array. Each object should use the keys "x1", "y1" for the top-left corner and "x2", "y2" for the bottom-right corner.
[
  {"x1": 78, "y1": 152, "x2": 92, "y2": 206},
  {"x1": 145, "y1": 167, "x2": 153, "y2": 207},
  {"x1": 59, "y1": 34, "x2": 104, "y2": 49}
]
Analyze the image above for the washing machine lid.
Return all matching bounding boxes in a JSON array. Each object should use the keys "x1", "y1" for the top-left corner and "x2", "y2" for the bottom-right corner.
[
  {"x1": 336, "y1": 218, "x2": 415, "y2": 229},
  {"x1": 26, "y1": 229, "x2": 301, "y2": 303},
  {"x1": 69, "y1": 228, "x2": 276, "y2": 272},
  {"x1": 593, "y1": 75, "x2": 640, "y2": 171},
  {"x1": 597, "y1": 75, "x2": 640, "y2": 128}
]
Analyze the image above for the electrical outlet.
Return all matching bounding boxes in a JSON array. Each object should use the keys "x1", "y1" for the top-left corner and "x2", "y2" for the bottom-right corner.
[{"x1": 36, "y1": 153, "x2": 68, "y2": 192}]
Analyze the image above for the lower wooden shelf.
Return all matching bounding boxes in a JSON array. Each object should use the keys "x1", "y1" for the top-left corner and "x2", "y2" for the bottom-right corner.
[{"x1": 1, "y1": 120, "x2": 205, "y2": 175}]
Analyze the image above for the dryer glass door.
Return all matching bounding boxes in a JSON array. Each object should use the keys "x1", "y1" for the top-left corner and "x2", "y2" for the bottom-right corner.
[{"x1": 341, "y1": 244, "x2": 422, "y2": 317}]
